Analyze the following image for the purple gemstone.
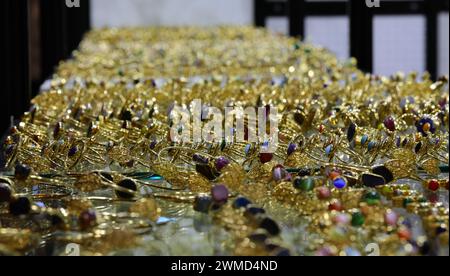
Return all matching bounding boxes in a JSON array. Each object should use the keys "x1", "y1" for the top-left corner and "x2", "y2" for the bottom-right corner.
[
  {"x1": 215, "y1": 157, "x2": 230, "y2": 171},
  {"x1": 211, "y1": 185, "x2": 229, "y2": 204},
  {"x1": 287, "y1": 143, "x2": 297, "y2": 156},
  {"x1": 383, "y1": 116, "x2": 396, "y2": 132},
  {"x1": 68, "y1": 146, "x2": 78, "y2": 157},
  {"x1": 79, "y1": 210, "x2": 97, "y2": 230},
  {"x1": 273, "y1": 167, "x2": 283, "y2": 181},
  {"x1": 193, "y1": 154, "x2": 209, "y2": 164}
]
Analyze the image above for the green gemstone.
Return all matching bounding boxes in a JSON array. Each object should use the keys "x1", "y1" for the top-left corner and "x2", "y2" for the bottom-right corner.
[
  {"x1": 381, "y1": 186, "x2": 393, "y2": 196},
  {"x1": 418, "y1": 197, "x2": 427, "y2": 203},
  {"x1": 363, "y1": 191, "x2": 381, "y2": 206},
  {"x1": 351, "y1": 212, "x2": 365, "y2": 227},
  {"x1": 403, "y1": 198, "x2": 414, "y2": 208},
  {"x1": 294, "y1": 177, "x2": 315, "y2": 192}
]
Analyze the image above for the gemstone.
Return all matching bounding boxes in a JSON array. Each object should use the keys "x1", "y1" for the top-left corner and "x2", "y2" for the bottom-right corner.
[
  {"x1": 333, "y1": 177, "x2": 347, "y2": 189},
  {"x1": 362, "y1": 173, "x2": 386, "y2": 188},
  {"x1": 14, "y1": 164, "x2": 32, "y2": 181},
  {"x1": 294, "y1": 112, "x2": 304, "y2": 125},
  {"x1": 244, "y1": 144, "x2": 252, "y2": 156},
  {"x1": 215, "y1": 157, "x2": 230, "y2": 171},
  {"x1": 119, "y1": 109, "x2": 133, "y2": 121},
  {"x1": 333, "y1": 213, "x2": 350, "y2": 225},
  {"x1": 273, "y1": 248, "x2": 291, "y2": 257},
  {"x1": 415, "y1": 142, "x2": 422, "y2": 153},
  {"x1": 361, "y1": 135, "x2": 369, "y2": 145},
  {"x1": 328, "y1": 200, "x2": 343, "y2": 211},
  {"x1": 53, "y1": 122, "x2": 63, "y2": 139},
  {"x1": 115, "y1": 179, "x2": 137, "y2": 199},
  {"x1": 68, "y1": 146, "x2": 78, "y2": 157},
  {"x1": 211, "y1": 184, "x2": 229, "y2": 204},
  {"x1": 397, "y1": 227, "x2": 411, "y2": 240},
  {"x1": 317, "y1": 186, "x2": 331, "y2": 199},
  {"x1": 325, "y1": 145, "x2": 333, "y2": 156},
  {"x1": 194, "y1": 195, "x2": 212, "y2": 213},
  {"x1": 416, "y1": 117, "x2": 436, "y2": 136},
  {"x1": 294, "y1": 177, "x2": 315, "y2": 191},
  {"x1": 403, "y1": 197, "x2": 414, "y2": 208},
  {"x1": 368, "y1": 141, "x2": 376, "y2": 151},
  {"x1": 79, "y1": 210, "x2": 97, "y2": 231},
  {"x1": 193, "y1": 154, "x2": 209, "y2": 164},
  {"x1": 196, "y1": 164, "x2": 219, "y2": 181},
  {"x1": 9, "y1": 197, "x2": 31, "y2": 216},
  {"x1": 427, "y1": 180, "x2": 440, "y2": 192},
  {"x1": 383, "y1": 116, "x2": 396, "y2": 131},
  {"x1": 272, "y1": 165, "x2": 291, "y2": 182},
  {"x1": 371, "y1": 165, "x2": 394, "y2": 183},
  {"x1": 233, "y1": 197, "x2": 252, "y2": 209},
  {"x1": 0, "y1": 183, "x2": 12, "y2": 203},
  {"x1": 245, "y1": 207, "x2": 266, "y2": 217},
  {"x1": 99, "y1": 172, "x2": 114, "y2": 182},
  {"x1": 384, "y1": 210, "x2": 398, "y2": 226},
  {"x1": 259, "y1": 153, "x2": 273, "y2": 164},
  {"x1": 363, "y1": 191, "x2": 381, "y2": 205},
  {"x1": 328, "y1": 171, "x2": 341, "y2": 180},
  {"x1": 351, "y1": 212, "x2": 365, "y2": 227},
  {"x1": 297, "y1": 168, "x2": 312, "y2": 177},
  {"x1": 259, "y1": 217, "x2": 281, "y2": 236},
  {"x1": 248, "y1": 232, "x2": 268, "y2": 244},
  {"x1": 287, "y1": 143, "x2": 297, "y2": 156},
  {"x1": 347, "y1": 123, "x2": 356, "y2": 142}
]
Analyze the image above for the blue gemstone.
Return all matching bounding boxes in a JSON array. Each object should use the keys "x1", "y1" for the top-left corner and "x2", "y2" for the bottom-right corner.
[
  {"x1": 245, "y1": 207, "x2": 266, "y2": 217},
  {"x1": 233, "y1": 197, "x2": 252, "y2": 209},
  {"x1": 287, "y1": 143, "x2": 297, "y2": 156},
  {"x1": 368, "y1": 142, "x2": 376, "y2": 151},
  {"x1": 333, "y1": 178, "x2": 347, "y2": 189},
  {"x1": 325, "y1": 145, "x2": 333, "y2": 156},
  {"x1": 245, "y1": 144, "x2": 252, "y2": 156},
  {"x1": 361, "y1": 135, "x2": 369, "y2": 145},
  {"x1": 194, "y1": 196, "x2": 212, "y2": 213}
]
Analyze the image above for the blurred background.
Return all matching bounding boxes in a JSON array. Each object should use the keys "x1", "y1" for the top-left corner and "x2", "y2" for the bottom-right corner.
[
  {"x1": 90, "y1": 0, "x2": 449, "y2": 77},
  {"x1": 1, "y1": 0, "x2": 449, "y2": 133}
]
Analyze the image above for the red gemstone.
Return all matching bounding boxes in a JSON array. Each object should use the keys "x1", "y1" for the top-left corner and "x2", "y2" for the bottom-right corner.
[
  {"x1": 328, "y1": 200, "x2": 343, "y2": 211},
  {"x1": 428, "y1": 180, "x2": 440, "y2": 192},
  {"x1": 259, "y1": 153, "x2": 273, "y2": 164},
  {"x1": 317, "y1": 187, "x2": 331, "y2": 200}
]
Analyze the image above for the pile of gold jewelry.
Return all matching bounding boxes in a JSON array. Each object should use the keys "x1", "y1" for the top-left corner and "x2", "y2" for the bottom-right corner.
[{"x1": 0, "y1": 26, "x2": 448, "y2": 256}]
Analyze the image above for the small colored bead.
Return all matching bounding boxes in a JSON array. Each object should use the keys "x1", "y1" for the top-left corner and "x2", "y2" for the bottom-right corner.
[
  {"x1": 427, "y1": 180, "x2": 440, "y2": 192},
  {"x1": 233, "y1": 197, "x2": 252, "y2": 209},
  {"x1": 259, "y1": 153, "x2": 273, "y2": 164},
  {"x1": 9, "y1": 197, "x2": 31, "y2": 216},
  {"x1": 215, "y1": 156, "x2": 230, "y2": 171},
  {"x1": 115, "y1": 179, "x2": 137, "y2": 199},
  {"x1": 0, "y1": 183, "x2": 12, "y2": 203},
  {"x1": 351, "y1": 212, "x2": 365, "y2": 227},
  {"x1": 211, "y1": 184, "x2": 229, "y2": 204},
  {"x1": 287, "y1": 143, "x2": 297, "y2": 156},
  {"x1": 384, "y1": 210, "x2": 398, "y2": 226},
  {"x1": 329, "y1": 200, "x2": 343, "y2": 211},
  {"x1": 317, "y1": 186, "x2": 331, "y2": 199},
  {"x1": 333, "y1": 177, "x2": 347, "y2": 189},
  {"x1": 383, "y1": 116, "x2": 396, "y2": 132},
  {"x1": 294, "y1": 177, "x2": 315, "y2": 192},
  {"x1": 194, "y1": 195, "x2": 212, "y2": 213},
  {"x1": 79, "y1": 210, "x2": 97, "y2": 231}
]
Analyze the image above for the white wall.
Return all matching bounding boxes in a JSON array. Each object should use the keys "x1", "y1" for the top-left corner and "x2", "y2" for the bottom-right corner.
[{"x1": 91, "y1": 0, "x2": 253, "y2": 27}]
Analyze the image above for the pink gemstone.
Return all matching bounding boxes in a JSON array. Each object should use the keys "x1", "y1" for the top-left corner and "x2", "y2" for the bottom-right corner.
[
  {"x1": 211, "y1": 184, "x2": 229, "y2": 204},
  {"x1": 384, "y1": 210, "x2": 398, "y2": 226},
  {"x1": 333, "y1": 213, "x2": 350, "y2": 225},
  {"x1": 317, "y1": 186, "x2": 331, "y2": 199}
]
